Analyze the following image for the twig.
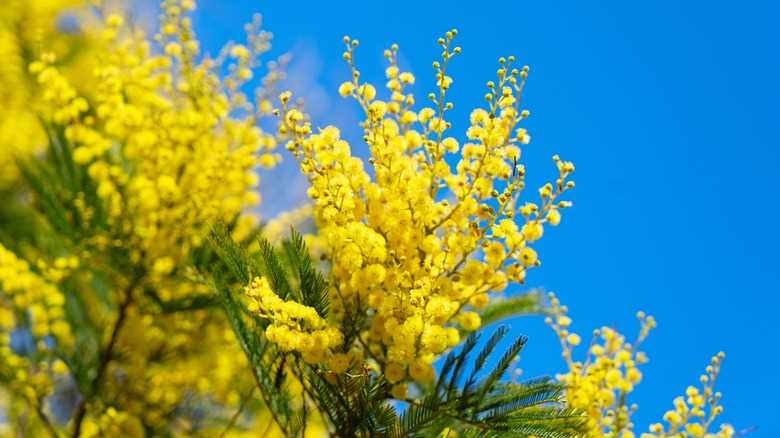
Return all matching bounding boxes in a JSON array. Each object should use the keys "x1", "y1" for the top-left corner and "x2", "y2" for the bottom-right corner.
[
  {"x1": 34, "y1": 402, "x2": 60, "y2": 438},
  {"x1": 70, "y1": 273, "x2": 142, "y2": 437},
  {"x1": 249, "y1": 363, "x2": 288, "y2": 435},
  {"x1": 219, "y1": 387, "x2": 256, "y2": 438}
]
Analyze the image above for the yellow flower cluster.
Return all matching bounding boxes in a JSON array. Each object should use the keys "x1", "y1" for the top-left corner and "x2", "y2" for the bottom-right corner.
[
  {"x1": 0, "y1": 244, "x2": 73, "y2": 347},
  {"x1": 245, "y1": 277, "x2": 343, "y2": 364},
  {"x1": 642, "y1": 353, "x2": 734, "y2": 438},
  {"x1": 2, "y1": 1, "x2": 288, "y2": 431},
  {"x1": 279, "y1": 32, "x2": 574, "y2": 394},
  {"x1": 547, "y1": 293, "x2": 654, "y2": 435},
  {"x1": 547, "y1": 293, "x2": 733, "y2": 438},
  {"x1": 0, "y1": 243, "x2": 73, "y2": 407},
  {"x1": 109, "y1": 308, "x2": 256, "y2": 432},
  {"x1": 28, "y1": 0, "x2": 281, "y2": 285},
  {"x1": 79, "y1": 407, "x2": 145, "y2": 438},
  {"x1": 35, "y1": 255, "x2": 80, "y2": 283},
  {"x1": 0, "y1": 0, "x2": 97, "y2": 187},
  {"x1": 263, "y1": 204, "x2": 314, "y2": 243}
]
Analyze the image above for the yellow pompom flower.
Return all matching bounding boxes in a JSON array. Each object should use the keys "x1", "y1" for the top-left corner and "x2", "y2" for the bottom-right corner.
[
  {"x1": 459, "y1": 312, "x2": 482, "y2": 331},
  {"x1": 390, "y1": 383, "x2": 408, "y2": 400},
  {"x1": 339, "y1": 81, "x2": 355, "y2": 97}
]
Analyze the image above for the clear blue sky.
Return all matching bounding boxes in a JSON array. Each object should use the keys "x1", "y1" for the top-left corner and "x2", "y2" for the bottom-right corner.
[{"x1": 187, "y1": 0, "x2": 779, "y2": 434}]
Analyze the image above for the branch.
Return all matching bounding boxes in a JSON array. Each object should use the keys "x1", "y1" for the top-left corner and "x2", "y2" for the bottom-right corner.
[
  {"x1": 70, "y1": 272, "x2": 143, "y2": 437},
  {"x1": 219, "y1": 387, "x2": 256, "y2": 438},
  {"x1": 35, "y1": 401, "x2": 60, "y2": 438}
]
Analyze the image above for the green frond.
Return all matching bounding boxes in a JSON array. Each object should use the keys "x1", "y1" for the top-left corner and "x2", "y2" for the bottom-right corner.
[
  {"x1": 281, "y1": 228, "x2": 329, "y2": 318},
  {"x1": 17, "y1": 159, "x2": 75, "y2": 238},
  {"x1": 464, "y1": 326, "x2": 509, "y2": 393},
  {"x1": 475, "y1": 334, "x2": 527, "y2": 403},
  {"x1": 207, "y1": 223, "x2": 256, "y2": 285},
  {"x1": 258, "y1": 237, "x2": 294, "y2": 300},
  {"x1": 212, "y1": 273, "x2": 298, "y2": 435},
  {"x1": 442, "y1": 332, "x2": 480, "y2": 398},
  {"x1": 479, "y1": 290, "x2": 543, "y2": 327},
  {"x1": 391, "y1": 395, "x2": 442, "y2": 438},
  {"x1": 16, "y1": 123, "x2": 111, "y2": 243},
  {"x1": 477, "y1": 380, "x2": 562, "y2": 415},
  {"x1": 393, "y1": 325, "x2": 587, "y2": 438}
]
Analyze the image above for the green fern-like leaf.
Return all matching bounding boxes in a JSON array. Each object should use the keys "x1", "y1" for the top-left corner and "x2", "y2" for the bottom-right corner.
[
  {"x1": 478, "y1": 291, "x2": 543, "y2": 327},
  {"x1": 258, "y1": 237, "x2": 294, "y2": 300},
  {"x1": 281, "y1": 228, "x2": 329, "y2": 318},
  {"x1": 464, "y1": 326, "x2": 509, "y2": 394}
]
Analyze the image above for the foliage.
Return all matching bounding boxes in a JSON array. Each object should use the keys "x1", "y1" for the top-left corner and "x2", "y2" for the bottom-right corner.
[
  {"x1": 206, "y1": 227, "x2": 584, "y2": 437},
  {"x1": 1, "y1": 0, "x2": 285, "y2": 435}
]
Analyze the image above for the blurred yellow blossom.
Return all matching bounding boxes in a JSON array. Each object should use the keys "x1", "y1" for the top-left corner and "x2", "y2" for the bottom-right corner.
[
  {"x1": 0, "y1": 243, "x2": 73, "y2": 425},
  {"x1": 0, "y1": 0, "x2": 102, "y2": 187},
  {"x1": 27, "y1": 0, "x2": 282, "y2": 284},
  {"x1": 3, "y1": 0, "x2": 289, "y2": 433}
]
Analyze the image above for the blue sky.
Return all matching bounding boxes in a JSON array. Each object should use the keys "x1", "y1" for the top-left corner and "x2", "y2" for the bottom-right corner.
[{"x1": 186, "y1": 0, "x2": 779, "y2": 434}]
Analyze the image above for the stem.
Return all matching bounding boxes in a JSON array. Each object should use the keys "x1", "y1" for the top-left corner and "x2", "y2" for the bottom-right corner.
[
  {"x1": 218, "y1": 387, "x2": 256, "y2": 438},
  {"x1": 70, "y1": 273, "x2": 142, "y2": 437},
  {"x1": 34, "y1": 402, "x2": 59, "y2": 438},
  {"x1": 298, "y1": 361, "x2": 307, "y2": 438},
  {"x1": 259, "y1": 420, "x2": 274, "y2": 437},
  {"x1": 249, "y1": 363, "x2": 288, "y2": 435}
]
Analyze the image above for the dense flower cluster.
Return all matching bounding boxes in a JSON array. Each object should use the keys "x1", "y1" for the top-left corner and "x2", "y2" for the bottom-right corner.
[
  {"x1": 78, "y1": 407, "x2": 144, "y2": 437},
  {"x1": 547, "y1": 293, "x2": 734, "y2": 438},
  {"x1": 263, "y1": 204, "x2": 313, "y2": 242},
  {"x1": 277, "y1": 32, "x2": 575, "y2": 397},
  {"x1": 2, "y1": 1, "x2": 287, "y2": 434},
  {"x1": 0, "y1": 243, "x2": 73, "y2": 422},
  {"x1": 245, "y1": 276, "x2": 343, "y2": 364},
  {"x1": 0, "y1": 0, "x2": 100, "y2": 187},
  {"x1": 29, "y1": 0, "x2": 281, "y2": 284},
  {"x1": 105, "y1": 308, "x2": 256, "y2": 432}
]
